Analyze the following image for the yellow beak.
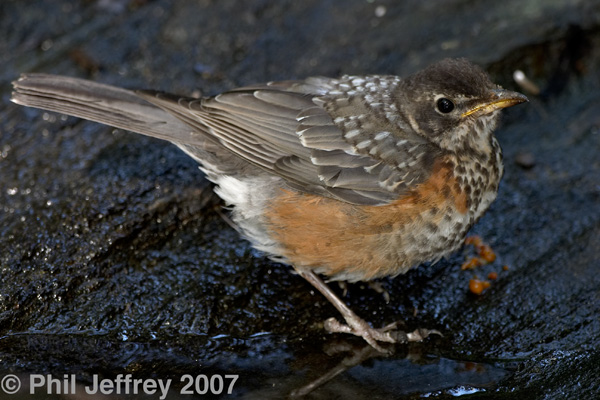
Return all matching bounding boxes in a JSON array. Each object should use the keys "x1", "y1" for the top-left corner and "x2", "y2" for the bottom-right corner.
[{"x1": 461, "y1": 89, "x2": 528, "y2": 118}]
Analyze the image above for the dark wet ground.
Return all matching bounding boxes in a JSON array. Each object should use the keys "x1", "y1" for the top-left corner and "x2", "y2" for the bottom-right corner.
[{"x1": 1, "y1": 0, "x2": 599, "y2": 399}]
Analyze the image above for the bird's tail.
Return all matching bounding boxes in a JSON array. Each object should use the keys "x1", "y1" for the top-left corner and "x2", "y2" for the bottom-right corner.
[
  {"x1": 11, "y1": 73, "x2": 259, "y2": 177},
  {"x1": 11, "y1": 73, "x2": 195, "y2": 144}
]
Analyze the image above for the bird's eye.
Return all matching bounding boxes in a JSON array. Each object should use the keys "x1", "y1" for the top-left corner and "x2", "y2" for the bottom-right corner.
[{"x1": 436, "y1": 98, "x2": 455, "y2": 113}]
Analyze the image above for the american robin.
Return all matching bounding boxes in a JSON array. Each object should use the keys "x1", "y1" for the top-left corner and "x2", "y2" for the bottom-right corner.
[{"x1": 11, "y1": 58, "x2": 527, "y2": 352}]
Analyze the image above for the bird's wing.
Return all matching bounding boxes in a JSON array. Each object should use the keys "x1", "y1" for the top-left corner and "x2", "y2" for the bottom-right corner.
[{"x1": 139, "y1": 76, "x2": 439, "y2": 205}]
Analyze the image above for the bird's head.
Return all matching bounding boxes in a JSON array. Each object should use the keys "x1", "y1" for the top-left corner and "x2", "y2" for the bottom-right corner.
[{"x1": 397, "y1": 58, "x2": 527, "y2": 154}]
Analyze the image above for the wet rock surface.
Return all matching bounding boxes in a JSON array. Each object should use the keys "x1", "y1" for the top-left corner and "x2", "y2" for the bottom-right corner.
[{"x1": 1, "y1": 0, "x2": 599, "y2": 398}]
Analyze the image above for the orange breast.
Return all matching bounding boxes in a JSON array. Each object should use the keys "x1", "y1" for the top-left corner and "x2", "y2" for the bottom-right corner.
[{"x1": 264, "y1": 158, "x2": 468, "y2": 281}]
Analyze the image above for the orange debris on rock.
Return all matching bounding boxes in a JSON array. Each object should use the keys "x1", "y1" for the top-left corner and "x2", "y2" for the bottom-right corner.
[{"x1": 469, "y1": 278, "x2": 491, "y2": 295}]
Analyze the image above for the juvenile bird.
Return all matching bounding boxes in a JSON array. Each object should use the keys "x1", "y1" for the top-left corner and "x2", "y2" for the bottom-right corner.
[{"x1": 11, "y1": 58, "x2": 527, "y2": 351}]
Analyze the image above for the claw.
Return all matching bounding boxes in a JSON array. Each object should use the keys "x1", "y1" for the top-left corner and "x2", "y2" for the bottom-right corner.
[
  {"x1": 325, "y1": 316, "x2": 441, "y2": 352},
  {"x1": 407, "y1": 328, "x2": 443, "y2": 341}
]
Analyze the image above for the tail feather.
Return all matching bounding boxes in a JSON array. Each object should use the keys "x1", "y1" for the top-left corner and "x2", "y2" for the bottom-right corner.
[
  {"x1": 11, "y1": 73, "x2": 195, "y2": 144},
  {"x1": 11, "y1": 73, "x2": 260, "y2": 176}
]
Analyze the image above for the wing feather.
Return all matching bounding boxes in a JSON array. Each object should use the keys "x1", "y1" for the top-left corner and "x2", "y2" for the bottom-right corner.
[{"x1": 137, "y1": 76, "x2": 438, "y2": 205}]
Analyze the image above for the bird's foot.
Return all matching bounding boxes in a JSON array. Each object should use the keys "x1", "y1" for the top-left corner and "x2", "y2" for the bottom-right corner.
[{"x1": 324, "y1": 317, "x2": 441, "y2": 353}]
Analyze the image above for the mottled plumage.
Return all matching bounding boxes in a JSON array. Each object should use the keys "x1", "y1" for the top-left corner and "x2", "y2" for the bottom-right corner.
[{"x1": 11, "y1": 58, "x2": 527, "y2": 351}]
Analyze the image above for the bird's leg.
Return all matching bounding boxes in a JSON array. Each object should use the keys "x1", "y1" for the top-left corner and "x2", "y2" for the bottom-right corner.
[{"x1": 296, "y1": 268, "x2": 438, "y2": 352}]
